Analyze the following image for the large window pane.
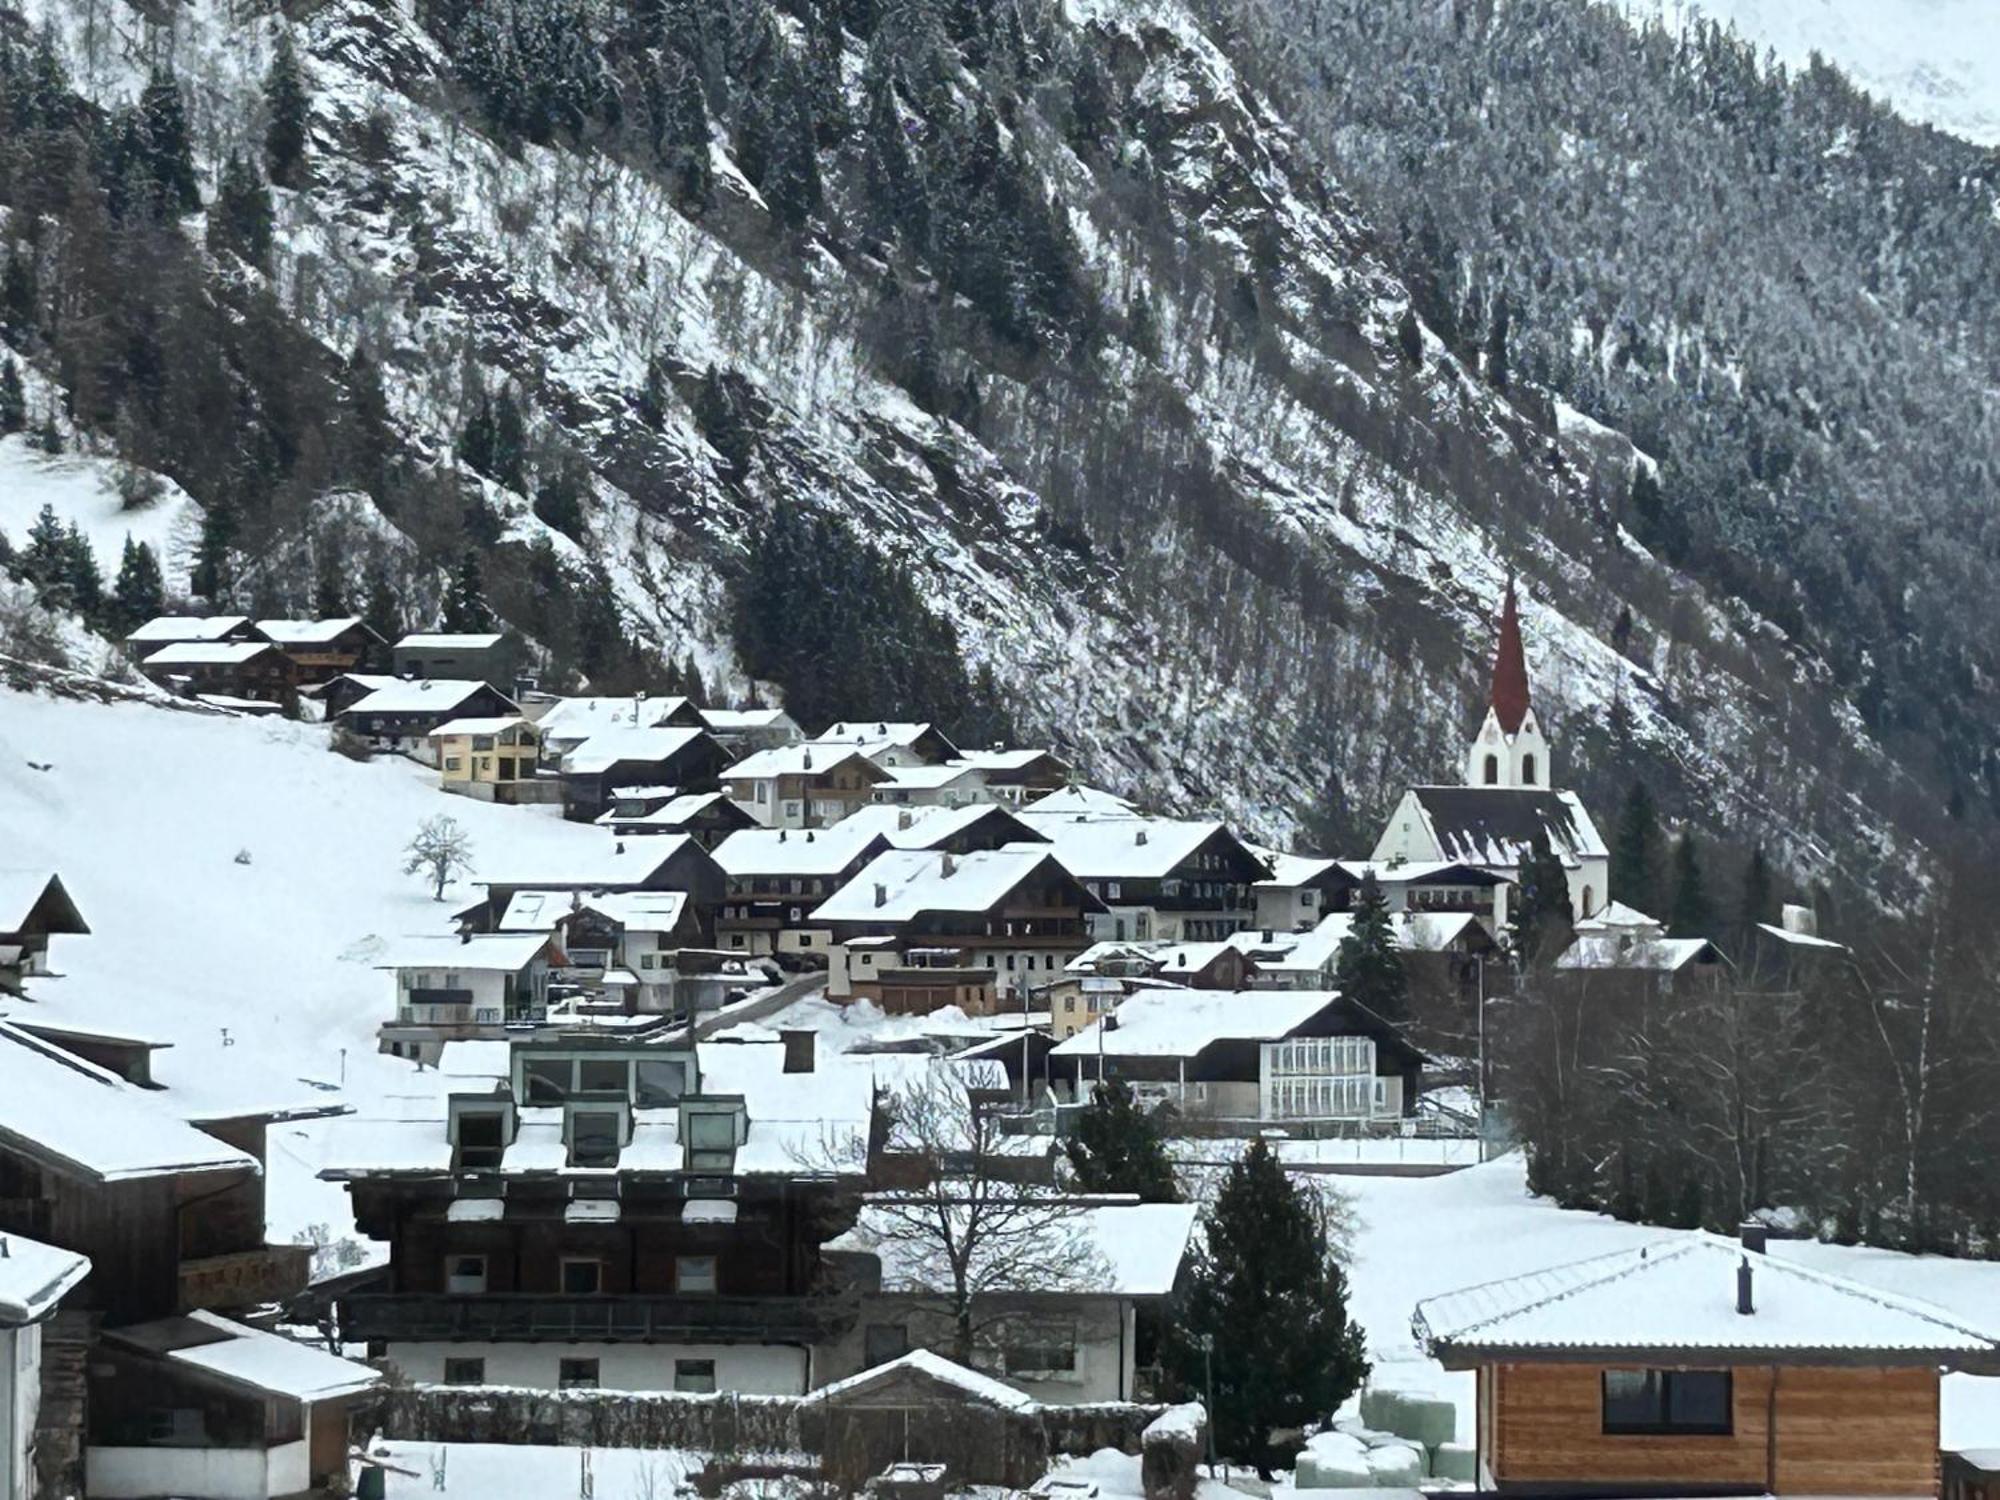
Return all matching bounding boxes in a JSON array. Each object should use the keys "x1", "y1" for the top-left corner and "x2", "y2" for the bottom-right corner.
[
  {"x1": 1667, "y1": 1371, "x2": 1733, "y2": 1432},
  {"x1": 1602, "y1": 1369, "x2": 1663, "y2": 1432}
]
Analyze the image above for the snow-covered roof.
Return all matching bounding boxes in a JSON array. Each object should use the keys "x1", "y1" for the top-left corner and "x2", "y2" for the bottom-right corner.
[
  {"x1": 1415, "y1": 1233, "x2": 2000, "y2": 1366},
  {"x1": 255, "y1": 617, "x2": 368, "y2": 646},
  {"x1": 699, "y1": 708, "x2": 798, "y2": 734},
  {"x1": 397, "y1": 632, "x2": 504, "y2": 650},
  {"x1": 1026, "y1": 784, "x2": 1136, "y2": 817},
  {"x1": 1401, "y1": 787, "x2": 1609, "y2": 868},
  {"x1": 478, "y1": 835, "x2": 703, "y2": 892},
  {"x1": 811, "y1": 1347, "x2": 1041, "y2": 1410},
  {"x1": 1013, "y1": 814, "x2": 1239, "y2": 880},
  {"x1": 814, "y1": 848, "x2": 1074, "y2": 925},
  {"x1": 570, "y1": 891, "x2": 689, "y2": 933},
  {"x1": 126, "y1": 614, "x2": 249, "y2": 644},
  {"x1": 1256, "y1": 852, "x2": 1344, "y2": 890},
  {"x1": 596, "y1": 791, "x2": 724, "y2": 825},
  {"x1": 714, "y1": 821, "x2": 891, "y2": 879},
  {"x1": 1336, "y1": 860, "x2": 1510, "y2": 888},
  {"x1": 837, "y1": 803, "x2": 1046, "y2": 851},
  {"x1": 1574, "y1": 901, "x2": 1663, "y2": 935},
  {"x1": 874, "y1": 762, "x2": 986, "y2": 792},
  {"x1": 430, "y1": 715, "x2": 534, "y2": 738},
  {"x1": 721, "y1": 744, "x2": 886, "y2": 781},
  {"x1": 1757, "y1": 922, "x2": 1848, "y2": 952},
  {"x1": 377, "y1": 933, "x2": 556, "y2": 972},
  {"x1": 1231, "y1": 911, "x2": 1483, "y2": 975},
  {"x1": 0, "y1": 1231, "x2": 89, "y2": 1325},
  {"x1": 141, "y1": 641, "x2": 277, "y2": 667},
  {"x1": 956, "y1": 748, "x2": 1066, "y2": 775},
  {"x1": 562, "y1": 725, "x2": 709, "y2": 775},
  {"x1": 111, "y1": 1310, "x2": 380, "y2": 1401},
  {"x1": 833, "y1": 1198, "x2": 1199, "y2": 1298},
  {"x1": 1050, "y1": 989, "x2": 1344, "y2": 1060},
  {"x1": 537, "y1": 695, "x2": 694, "y2": 740},
  {"x1": 1556, "y1": 935, "x2": 1723, "y2": 973},
  {"x1": 0, "y1": 1022, "x2": 258, "y2": 1182},
  {"x1": 341, "y1": 679, "x2": 506, "y2": 716},
  {"x1": 813, "y1": 721, "x2": 952, "y2": 752}
]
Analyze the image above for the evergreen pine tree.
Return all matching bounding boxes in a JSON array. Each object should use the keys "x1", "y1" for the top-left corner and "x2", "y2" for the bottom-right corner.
[
  {"x1": 1333, "y1": 871, "x2": 1409, "y2": 1025},
  {"x1": 362, "y1": 562, "x2": 402, "y2": 643},
  {"x1": 733, "y1": 84, "x2": 774, "y2": 189},
  {"x1": 1510, "y1": 828, "x2": 1574, "y2": 967},
  {"x1": 656, "y1": 48, "x2": 714, "y2": 209},
  {"x1": 18, "y1": 21, "x2": 73, "y2": 133},
  {"x1": 1, "y1": 250, "x2": 36, "y2": 342},
  {"x1": 20, "y1": 503, "x2": 68, "y2": 603},
  {"x1": 207, "y1": 152, "x2": 275, "y2": 269},
  {"x1": 491, "y1": 386, "x2": 529, "y2": 491},
  {"x1": 61, "y1": 521, "x2": 101, "y2": 619},
  {"x1": 693, "y1": 364, "x2": 753, "y2": 482},
  {"x1": 314, "y1": 548, "x2": 348, "y2": 618},
  {"x1": 1629, "y1": 464, "x2": 1665, "y2": 529},
  {"x1": 138, "y1": 64, "x2": 201, "y2": 213},
  {"x1": 1397, "y1": 304, "x2": 1423, "y2": 366},
  {"x1": 263, "y1": 31, "x2": 312, "y2": 188},
  {"x1": 110, "y1": 536, "x2": 165, "y2": 633},
  {"x1": 949, "y1": 370, "x2": 982, "y2": 434},
  {"x1": 1162, "y1": 1139, "x2": 1369, "y2": 1470},
  {"x1": 1610, "y1": 780, "x2": 1663, "y2": 915},
  {"x1": 1064, "y1": 1080, "x2": 1180, "y2": 1203},
  {"x1": 861, "y1": 69, "x2": 927, "y2": 248},
  {"x1": 763, "y1": 49, "x2": 824, "y2": 233},
  {"x1": 635, "y1": 355, "x2": 674, "y2": 429},
  {"x1": 1668, "y1": 830, "x2": 1711, "y2": 937},
  {"x1": 0, "y1": 357, "x2": 25, "y2": 435},
  {"x1": 34, "y1": 410, "x2": 61, "y2": 455},
  {"x1": 1485, "y1": 293, "x2": 1511, "y2": 390},
  {"x1": 1738, "y1": 843, "x2": 1773, "y2": 932},
  {"x1": 191, "y1": 496, "x2": 238, "y2": 604},
  {"x1": 458, "y1": 392, "x2": 499, "y2": 476},
  {"x1": 440, "y1": 549, "x2": 493, "y2": 631}
]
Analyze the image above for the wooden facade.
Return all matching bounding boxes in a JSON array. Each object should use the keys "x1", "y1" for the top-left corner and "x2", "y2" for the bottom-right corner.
[{"x1": 1480, "y1": 1360, "x2": 1940, "y2": 1496}]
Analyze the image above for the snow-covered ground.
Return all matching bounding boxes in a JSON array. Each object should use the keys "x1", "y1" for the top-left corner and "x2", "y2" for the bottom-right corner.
[
  {"x1": 0, "y1": 435, "x2": 202, "y2": 594},
  {"x1": 0, "y1": 687, "x2": 609, "y2": 1240},
  {"x1": 1628, "y1": 0, "x2": 2000, "y2": 144}
]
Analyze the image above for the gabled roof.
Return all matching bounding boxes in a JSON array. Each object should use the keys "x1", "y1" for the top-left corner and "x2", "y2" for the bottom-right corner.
[
  {"x1": 255, "y1": 617, "x2": 374, "y2": 647},
  {"x1": 811, "y1": 1347, "x2": 1041, "y2": 1410},
  {"x1": 107, "y1": 1310, "x2": 380, "y2": 1401},
  {"x1": 562, "y1": 725, "x2": 710, "y2": 775},
  {"x1": 1255, "y1": 852, "x2": 1348, "y2": 891},
  {"x1": 811, "y1": 722, "x2": 961, "y2": 762},
  {"x1": 478, "y1": 834, "x2": 711, "y2": 892},
  {"x1": 0, "y1": 872, "x2": 88, "y2": 937},
  {"x1": 1336, "y1": 860, "x2": 1511, "y2": 888},
  {"x1": 142, "y1": 641, "x2": 278, "y2": 667},
  {"x1": 1402, "y1": 787, "x2": 1608, "y2": 867},
  {"x1": 1013, "y1": 814, "x2": 1251, "y2": 881},
  {"x1": 1757, "y1": 921, "x2": 1848, "y2": 953},
  {"x1": 340, "y1": 679, "x2": 512, "y2": 717},
  {"x1": 1050, "y1": 988, "x2": 1343, "y2": 1060},
  {"x1": 875, "y1": 762, "x2": 987, "y2": 792},
  {"x1": 377, "y1": 932, "x2": 558, "y2": 971},
  {"x1": 537, "y1": 695, "x2": 695, "y2": 735},
  {"x1": 698, "y1": 707, "x2": 799, "y2": 735},
  {"x1": 1574, "y1": 900, "x2": 1662, "y2": 935},
  {"x1": 0, "y1": 1231, "x2": 89, "y2": 1326},
  {"x1": 396, "y1": 632, "x2": 504, "y2": 650},
  {"x1": 430, "y1": 715, "x2": 535, "y2": 738},
  {"x1": 721, "y1": 742, "x2": 890, "y2": 783},
  {"x1": 837, "y1": 803, "x2": 1048, "y2": 852},
  {"x1": 714, "y1": 822, "x2": 891, "y2": 880},
  {"x1": 1556, "y1": 934, "x2": 1725, "y2": 973},
  {"x1": 568, "y1": 891, "x2": 690, "y2": 933},
  {"x1": 0, "y1": 1023, "x2": 258, "y2": 1183},
  {"x1": 126, "y1": 615, "x2": 250, "y2": 644},
  {"x1": 1027, "y1": 783, "x2": 1136, "y2": 817},
  {"x1": 1414, "y1": 1233, "x2": 2000, "y2": 1368},
  {"x1": 814, "y1": 848, "x2": 1090, "y2": 925},
  {"x1": 597, "y1": 792, "x2": 749, "y2": 830}
]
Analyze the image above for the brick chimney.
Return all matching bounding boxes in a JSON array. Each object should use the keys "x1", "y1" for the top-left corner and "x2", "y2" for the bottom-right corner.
[{"x1": 781, "y1": 1028, "x2": 815, "y2": 1074}]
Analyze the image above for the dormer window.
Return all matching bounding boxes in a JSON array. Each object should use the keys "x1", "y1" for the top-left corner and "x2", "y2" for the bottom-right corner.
[
  {"x1": 681, "y1": 1100, "x2": 746, "y2": 1171},
  {"x1": 567, "y1": 1105, "x2": 626, "y2": 1168},
  {"x1": 449, "y1": 1099, "x2": 515, "y2": 1171}
]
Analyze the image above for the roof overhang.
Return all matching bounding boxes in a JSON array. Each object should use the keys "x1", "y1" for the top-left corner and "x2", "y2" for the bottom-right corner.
[{"x1": 1429, "y1": 1341, "x2": 2000, "y2": 1374}]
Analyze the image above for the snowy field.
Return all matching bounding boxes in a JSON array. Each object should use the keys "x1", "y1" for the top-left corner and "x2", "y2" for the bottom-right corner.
[{"x1": 0, "y1": 687, "x2": 610, "y2": 1239}]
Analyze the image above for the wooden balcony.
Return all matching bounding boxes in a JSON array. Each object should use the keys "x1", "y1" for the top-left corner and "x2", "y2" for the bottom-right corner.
[
  {"x1": 338, "y1": 1292, "x2": 835, "y2": 1345},
  {"x1": 178, "y1": 1244, "x2": 315, "y2": 1312}
]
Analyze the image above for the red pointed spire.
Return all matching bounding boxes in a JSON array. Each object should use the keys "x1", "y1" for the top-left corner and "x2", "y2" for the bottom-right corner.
[{"x1": 1489, "y1": 578, "x2": 1531, "y2": 735}]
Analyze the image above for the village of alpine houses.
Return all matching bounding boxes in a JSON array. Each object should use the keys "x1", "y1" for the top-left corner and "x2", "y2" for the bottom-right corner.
[{"x1": 0, "y1": 0, "x2": 1997, "y2": 1497}]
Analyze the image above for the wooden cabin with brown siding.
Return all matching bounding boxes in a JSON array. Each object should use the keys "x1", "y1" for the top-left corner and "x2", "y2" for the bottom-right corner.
[{"x1": 1417, "y1": 1228, "x2": 2000, "y2": 1496}]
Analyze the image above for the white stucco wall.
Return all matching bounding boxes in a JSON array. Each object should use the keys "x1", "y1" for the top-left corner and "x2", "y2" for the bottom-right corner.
[
  {"x1": 2, "y1": 1325, "x2": 33, "y2": 1500},
  {"x1": 87, "y1": 1439, "x2": 306, "y2": 1500},
  {"x1": 385, "y1": 1341, "x2": 809, "y2": 1395}
]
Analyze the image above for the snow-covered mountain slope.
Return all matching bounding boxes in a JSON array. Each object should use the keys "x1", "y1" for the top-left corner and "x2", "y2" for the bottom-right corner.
[
  {"x1": 0, "y1": 682, "x2": 608, "y2": 1238},
  {"x1": 1630, "y1": 0, "x2": 2000, "y2": 144},
  {"x1": 0, "y1": 0, "x2": 1965, "y2": 903}
]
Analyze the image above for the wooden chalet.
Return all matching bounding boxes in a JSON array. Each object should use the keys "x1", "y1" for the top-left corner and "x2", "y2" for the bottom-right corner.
[
  {"x1": 253, "y1": 617, "x2": 388, "y2": 678},
  {"x1": 1416, "y1": 1228, "x2": 2000, "y2": 1496},
  {"x1": 137, "y1": 640, "x2": 301, "y2": 705},
  {"x1": 319, "y1": 1032, "x2": 878, "y2": 1395},
  {"x1": 393, "y1": 631, "x2": 523, "y2": 692},
  {"x1": 810, "y1": 721, "x2": 963, "y2": 769},
  {"x1": 559, "y1": 726, "x2": 731, "y2": 823},
  {"x1": 473, "y1": 835, "x2": 725, "y2": 940},
  {"x1": 122, "y1": 615, "x2": 254, "y2": 657},
  {"x1": 1016, "y1": 811, "x2": 1267, "y2": 943},
  {"x1": 597, "y1": 790, "x2": 760, "y2": 847},
  {"x1": 334, "y1": 678, "x2": 521, "y2": 756},
  {"x1": 720, "y1": 744, "x2": 892, "y2": 830},
  {"x1": 713, "y1": 822, "x2": 894, "y2": 962}
]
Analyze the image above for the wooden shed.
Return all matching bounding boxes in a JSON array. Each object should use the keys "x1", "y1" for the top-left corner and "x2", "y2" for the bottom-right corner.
[
  {"x1": 1415, "y1": 1228, "x2": 2000, "y2": 1496},
  {"x1": 798, "y1": 1349, "x2": 1050, "y2": 1490}
]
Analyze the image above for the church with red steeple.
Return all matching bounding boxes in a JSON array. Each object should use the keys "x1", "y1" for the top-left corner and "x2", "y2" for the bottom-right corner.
[{"x1": 1370, "y1": 581, "x2": 1609, "y2": 925}]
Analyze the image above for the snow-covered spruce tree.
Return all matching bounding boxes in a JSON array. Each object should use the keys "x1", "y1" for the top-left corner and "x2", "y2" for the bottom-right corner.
[
  {"x1": 263, "y1": 31, "x2": 311, "y2": 189},
  {"x1": 1334, "y1": 870, "x2": 1408, "y2": 1026},
  {"x1": 207, "y1": 153, "x2": 274, "y2": 270},
  {"x1": 0, "y1": 357, "x2": 24, "y2": 434},
  {"x1": 1063, "y1": 1080, "x2": 1181, "y2": 1203},
  {"x1": 1668, "y1": 830, "x2": 1711, "y2": 938},
  {"x1": 440, "y1": 549, "x2": 494, "y2": 632},
  {"x1": 110, "y1": 538, "x2": 165, "y2": 636},
  {"x1": 1610, "y1": 779, "x2": 1663, "y2": 915},
  {"x1": 1162, "y1": 1139, "x2": 1368, "y2": 1472},
  {"x1": 137, "y1": 64, "x2": 201, "y2": 214}
]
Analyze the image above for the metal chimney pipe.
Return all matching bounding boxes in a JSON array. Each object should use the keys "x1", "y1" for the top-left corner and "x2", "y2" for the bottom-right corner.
[{"x1": 1737, "y1": 1255, "x2": 1755, "y2": 1315}]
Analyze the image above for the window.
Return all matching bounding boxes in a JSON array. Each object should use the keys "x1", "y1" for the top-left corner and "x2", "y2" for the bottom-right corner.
[
  {"x1": 455, "y1": 1111, "x2": 506, "y2": 1170},
  {"x1": 1483, "y1": 753, "x2": 1500, "y2": 785},
  {"x1": 676, "y1": 1255, "x2": 718, "y2": 1293},
  {"x1": 523, "y1": 1057, "x2": 571, "y2": 1103},
  {"x1": 445, "y1": 1255, "x2": 488, "y2": 1294},
  {"x1": 443, "y1": 1357, "x2": 486, "y2": 1386},
  {"x1": 864, "y1": 1323, "x2": 910, "y2": 1368},
  {"x1": 1106, "y1": 881, "x2": 1121, "y2": 900},
  {"x1": 674, "y1": 1358, "x2": 718, "y2": 1394},
  {"x1": 1001, "y1": 1322, "x2": 1079, "y2": 1376},
  {"x1": 634, "y1": 1059, "x2": 688, "y2": 1108},
  {"x1": 445, "y1": 756, "x2": 463, "y2": 773},
  {"x1": 1602, "y1": 1370, "x2": 1733, "y2": 1436},
  {"x1": 568, "y1": 1109, "x2": 622, "y2": 1167},
  {"x1": 560, "y1": 1258, "x2": 604, "y2": 1295},
  {"x1": 577, "y1": 1058, "x2": 626, "y2": 1095},
  {"x1": 1521, "y1": 753, "x2": 1537, "y2": 786},
  {"x1": 558, "y1": 1359, "x2": 600, "y2": 1391},
  {"x1": 1582, "y1": 885, "x2": 1596, "y2": 917}
]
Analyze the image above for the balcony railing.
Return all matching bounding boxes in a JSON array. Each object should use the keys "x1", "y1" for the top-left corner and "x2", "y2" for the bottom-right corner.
[
  {"x1": 339, "y1": 1292, "x2": 834, "y2": 1344},
  {"x1": 178, "y1": 1244, "x2": 315, "y2": 1312}
]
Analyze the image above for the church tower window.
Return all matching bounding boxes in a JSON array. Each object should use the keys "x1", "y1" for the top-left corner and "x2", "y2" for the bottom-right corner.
[
  {"x1": 1483, "y1": 754, "x2": 1500, "y2": 785},
  {"x1": 1521, "y1": 753, "x2": 1537, "y2": 786}
]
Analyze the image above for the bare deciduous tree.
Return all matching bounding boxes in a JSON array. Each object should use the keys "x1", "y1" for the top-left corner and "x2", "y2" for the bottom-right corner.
[{"x1": 403, "y1": 813, "x2": 474, "y2": 901}]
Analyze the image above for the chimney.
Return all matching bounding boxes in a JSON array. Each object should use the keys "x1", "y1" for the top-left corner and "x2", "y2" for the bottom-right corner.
[
  {"x1": 1740, "y1": 1220, "x2": 1769, "y2": 1255},
  {"x1": 874, "y1": 883, "x2": 887, "y2": 908},
  {"x1": 779, "y1": 828, "x2": 788, "y2": 842},
  {"x1": 940, "y1": 852, "x2": 957, "y2": 878},
  {"x1": 802, "y1": 747, "x2": 814, "y2": 769},
  {"x1": 1737, "y1": 1255, "x2": 1755, "y2": 1316},
  {"x1": 616, "y1": 841, "x2": 626, "y2": 855},
  {"x1": 897, "y1": 810, "x2": 914, "y2": 831},
  {"x1": 805, "y1": 830, "x2": 814, "y2": 842},
  {"x1": 1135, "y1": 829, "x2": 1148, "y2": 846},
  {"x1": 781, "y1": 1028, "x2": 816, "y2": 1074},
  {"x1": 1780, "y1": 903, "x2": 1818, "y2": 938}
]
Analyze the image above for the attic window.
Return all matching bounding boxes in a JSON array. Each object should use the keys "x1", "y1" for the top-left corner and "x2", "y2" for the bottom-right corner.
[
  {"x1": 681, "y1": 1101, "x2": 745, "y2": 1171},
  {"x1": 567, "y1": 1106, "x2": 625, "y2": 1168},
  {"x1": 453, "y1": 1110, "x2": 508, "y2": 1172}
]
